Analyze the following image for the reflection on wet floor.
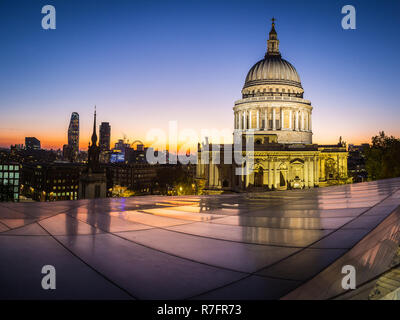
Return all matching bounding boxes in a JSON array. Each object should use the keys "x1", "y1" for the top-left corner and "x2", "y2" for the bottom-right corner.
[{"x1": 1, "y1": 178, "x2": 400, "y2": 299}]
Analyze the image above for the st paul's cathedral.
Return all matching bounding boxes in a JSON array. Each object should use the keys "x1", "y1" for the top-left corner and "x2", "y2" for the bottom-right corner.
[{"x1": 196, "y1": 20, "x2": 351, "y2": 192}]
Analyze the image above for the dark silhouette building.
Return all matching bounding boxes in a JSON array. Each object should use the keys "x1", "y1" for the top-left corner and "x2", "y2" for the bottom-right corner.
[
  {"x1": 62, "y1": 144, "x2": 73, "y2": 162},
  {"x1": 99, "y1": 122, "x2": 111, "y2": 151},
  {"x1": 25, "y1": 137, "x2": 41, "y2": 150},
  {"x1": 79, "y1": 108, "x2": 107, "y2": 199},
  {"x1": 0, "y1": 162, "x2": 20, "y2": 202},
  {"x1": 106, "y1": 163, "x2": 158, "y2": 194},
  {"x1": 21, "y1": 162, "x2": 84, "y2": 201}
]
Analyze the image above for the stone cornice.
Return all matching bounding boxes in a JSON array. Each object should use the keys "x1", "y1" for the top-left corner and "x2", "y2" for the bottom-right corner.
[{"x1": 234, "y1": 96, "x2": 312, "y2": 110}]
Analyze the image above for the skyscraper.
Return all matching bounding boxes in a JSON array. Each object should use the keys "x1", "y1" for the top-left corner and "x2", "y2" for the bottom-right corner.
[
  {"x1": 99, "y1": 122, "x2": 111, "y2": 151},
  {"x1": 68, "y1": 112, "x2": 79, "y2": 161}
]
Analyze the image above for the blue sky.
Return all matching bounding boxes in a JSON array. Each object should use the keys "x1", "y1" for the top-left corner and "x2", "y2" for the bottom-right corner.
[{"x1": 0, "y1": 0, "x2": 399, "y2": 149}]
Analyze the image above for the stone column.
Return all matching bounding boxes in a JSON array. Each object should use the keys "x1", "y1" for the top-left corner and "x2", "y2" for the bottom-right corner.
[
  {"x1": 272, "y1": 108, "x2": 276, "y2": 130},
  {"x1": 289, "y1": 109, "x2": 292, "y2": 130},
  {"x1": 304, "y1": 159, "x2": 309, "y2": 188},
  {"x1": 273, "y1": 160, "x2": 278, "y2": 189},
  {"x1": 213, "y1": 156, "x2": 217, "y2": 187},
  {"x1": 245, "y1": 163, "x2": 250, "y2": 188},
  {"x1": 301, "y1": 111, "x2": 304, "y2": 131},
  {"x1": 256, "y1": 109, "x2": 260, "y2": 129},
  {"x1": 263, "y1": 168, "x2": 268, "y2": 186},
  {"x1": 268, "y1": 159, "x2": 272, "y2": 189},
  {"x1": 238, "y1": 112, "x2": 242, "y2": 130},
  {"x1": 304, "y1": 113, "x2": 307, "y2": 131},
  {"x1": 249, "y1": 167, "x2": 254, "y2": 186},
  {"x1": 215, "y1": 164, "x2": 219, "y2": 187},
  {"x1": 264, "y1": 109, "x2": 268, "y2": 130},
  {"x1": 249, "y1": 110, "x2": 252, "y2": 129},
  {"x1": 239, "y1": 163, "x2": 244, "y2": 189},
  {"x1": 243, "y1": 111, "x2": 246, "y2": 130},
  {"x1": 276, "y1": 161, "x2": 280, "y2": 189},
  {"x1": 309, "y1": 112, "x2": 312, "y2": 132},
  {"x1": 314, "y1": 156, "x2": 319, "y2": 185},
  {"x1": 309, "y1": 158, "x2": 314, "y2": 187},
  {"x1": 209, "y1": 160, "x2": 214, "y2": 186},
  {"x1": 280, "y1": 108, "x2": 284, "y2": 130},
  {"x1": 295, "y1": 111, "x2": 299, "y2": 131}
]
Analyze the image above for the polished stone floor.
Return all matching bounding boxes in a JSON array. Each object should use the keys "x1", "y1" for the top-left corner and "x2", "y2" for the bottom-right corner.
[{"x1": 1, "y1": 178, "x2": 400, "y2": 300}]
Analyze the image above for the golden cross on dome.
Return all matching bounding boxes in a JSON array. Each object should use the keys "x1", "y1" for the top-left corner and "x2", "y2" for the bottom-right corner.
[{"x1": 272, "y1": 17, "x2": 276, "y2": 24}]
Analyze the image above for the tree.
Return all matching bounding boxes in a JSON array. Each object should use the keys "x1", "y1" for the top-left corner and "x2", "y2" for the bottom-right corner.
[{"x1": 365, "y1": 131, "x2": 400, "y2": 180}]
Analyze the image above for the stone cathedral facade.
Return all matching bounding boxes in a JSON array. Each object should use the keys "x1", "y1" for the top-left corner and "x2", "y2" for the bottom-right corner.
[{"x1": 196, "y1": 20, "x2": 350, "y2": 192}]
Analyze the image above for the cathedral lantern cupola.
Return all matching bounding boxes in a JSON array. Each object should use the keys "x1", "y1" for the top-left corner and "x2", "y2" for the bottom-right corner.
[{"x1": 266, "y1": 18, "x2": 280, "y2": 56}]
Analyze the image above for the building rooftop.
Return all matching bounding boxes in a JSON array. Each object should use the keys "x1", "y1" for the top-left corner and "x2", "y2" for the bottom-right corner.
[{"x1": 1, "y1": 178, "x2": 400, "y2": 299}]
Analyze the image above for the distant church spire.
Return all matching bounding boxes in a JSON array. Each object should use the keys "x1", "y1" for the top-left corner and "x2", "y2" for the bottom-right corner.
[
  {"x1": 91, "y1": 106, "x2": 97, "y2": 146},
  {"x1": 266, "y1": 17, "x2": 280, "y2": 57},
  {"x1": 87, "y1": 106, "x2": 101, "y2": 172}
]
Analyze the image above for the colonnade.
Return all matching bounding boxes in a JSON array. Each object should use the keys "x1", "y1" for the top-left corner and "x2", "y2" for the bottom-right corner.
[
  {"x1": 238, "y1": 156, "x2": 319, "y2": 189},
  {"x1": 234, "y1": 107, "x2": 311, "y2": 132}
]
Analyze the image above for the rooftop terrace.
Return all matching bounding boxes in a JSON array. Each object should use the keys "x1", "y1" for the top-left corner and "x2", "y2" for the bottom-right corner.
[{"x1": 1, "y1": 178, "x2": 400, "y2": 300}]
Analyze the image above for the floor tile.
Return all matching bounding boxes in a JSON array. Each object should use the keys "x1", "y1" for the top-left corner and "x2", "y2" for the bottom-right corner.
[
  {"x1": 56, "y1": 233, "x2": 246, "y2": 299},
  {"x1": 256, "y1": 248, "x2": 347, "y2": 281},
  {"x1": 116, "y1": 228, "x2": 300, "y2": 273},
  {"x1": 193, "y1": 275, "x2": 301, "y2": 300},
  {"x1": 0, "y1": 235, "x2": 132, "y2": 299}
]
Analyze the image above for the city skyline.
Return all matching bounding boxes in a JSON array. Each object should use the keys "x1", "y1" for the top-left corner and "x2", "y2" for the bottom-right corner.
[
  {"x1": 1, "y1": 0, "x2": 400, "y2": 150},
  {"x1": 1, "y1": 1, "x2": 400, "y2": 303}
]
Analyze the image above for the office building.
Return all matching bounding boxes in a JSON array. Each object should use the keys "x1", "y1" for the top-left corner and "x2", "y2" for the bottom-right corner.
[
  {"x1": 25, "y1": 137, "x2": 41, "y2": 150},
  {"x1": 99, "y1": 122, "x2": 111, "y2": 151},
  {"x1": 0, "y1": 163, "x2": 20, "y2": 202},
  {"x1": 67, "y1": 112, "x2": 79, "y2": 161}
]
